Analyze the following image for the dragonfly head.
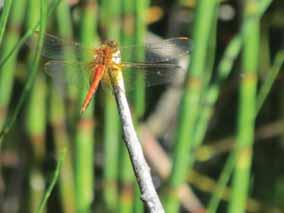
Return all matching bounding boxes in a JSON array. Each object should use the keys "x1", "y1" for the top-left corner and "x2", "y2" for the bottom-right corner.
[
  {"x1": 105, "y1": 40, "x2": 118, "y2": 49},
  {"x1": 105, "y1": 41, "x2": 121, "y2": 64}
]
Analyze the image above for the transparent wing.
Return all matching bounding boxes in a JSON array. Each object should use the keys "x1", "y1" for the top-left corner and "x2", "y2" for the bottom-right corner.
[
  {"x1": 120, "y1": 37, "x2": 192, "y2": 63},
  {"x1": 28, "y1": 32, "x2": 94, "y2": 60},
  {"x1": 44, "y1": 60, "x2": 92, "y2": 92},
  {"x1": 122, "y1": 62, "x2": 186, "y2": 89}
]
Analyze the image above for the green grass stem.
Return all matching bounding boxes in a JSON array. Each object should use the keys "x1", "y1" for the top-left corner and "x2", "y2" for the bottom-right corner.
[
  {"x1": 25, "y1": 0, "x2": 45, "y2": 211},
  {"x1": 193, "y1": 36, "x2": 241, "y2": 161},
  {"x1": 228, "y1": 0, "x2": 260, "y2": 211},
  {"x1": 205, "y1": 1, "x2": 272, "y2": 211},
  {"x1": 118, "y1": 0, "x2": 137, "y2": 212},
  {"x1": 36, "y1": 148, "x2": 66, "y2": 213},
  {"x1": 131, "y1": 1, "x2": 149, "y2": 211},
  {"x1": 207, "y1": 49, "x2": 283, "y2": 212},
  {"x1": 74, "y1": 0, "x2": 98, "y2": 212},
  {"x1": 207, "y1": 153, "x2": 235, "y2": 212},
  {"x1": 133, "y1": 0, "x2": 148, "y2": 118},
  {"x1": 163, "y1": 0, "x2": 219, "y2": 211},
  {"x1": 0, "y1": 0, "x2": 27, "y2": 127},
  {"x1": 101, "y1": 0, "x2": 121, "y2": 211},
  {"x1": 50, "y1": 88, "x2": 76, "y2": 213},
  {"x1": 0, "y1": 0, "x2": 13, "y2": 45},
  {"x1": 0, "y1": 0, "x2": 61, "y2": 69},
  {"x1": 51, "y1": 1, "x2": 79, "y2": 212},
  {"x1": 0, "y1": 0, "x2": 59, "y2": 144},
  {"x1": 256, "y1": 51, "x2": 284, "y2": 114},
  {"x1": 185, "y1": 4, "x2": 219, "y2": 171},
  {"x1": 26, "y1": 76, "x2": 47, "y2": 212}
]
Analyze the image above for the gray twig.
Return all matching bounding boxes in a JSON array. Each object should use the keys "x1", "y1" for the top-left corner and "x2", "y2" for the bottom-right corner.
[{"x1": 109, "y1": 71, "x2": 164, "y2": 213}]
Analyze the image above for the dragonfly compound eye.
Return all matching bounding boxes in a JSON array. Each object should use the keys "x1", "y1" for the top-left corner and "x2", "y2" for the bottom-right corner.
[{"x1": 106, "y1": 40, "x2": 118, "y2": 49}]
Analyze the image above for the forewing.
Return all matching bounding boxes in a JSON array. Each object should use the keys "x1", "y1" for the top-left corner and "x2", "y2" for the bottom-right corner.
[
  {"x1": 28, "y1": 32, "x2": 94, "y2": 60},
  {"x1": 120, "y1": 37, "x2": 192, "y2": 63}
]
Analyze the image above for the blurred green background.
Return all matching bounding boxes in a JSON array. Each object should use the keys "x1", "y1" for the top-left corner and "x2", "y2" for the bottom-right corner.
[{"x1": 0, "y1": 0, "x2": 284, "y2": 212}]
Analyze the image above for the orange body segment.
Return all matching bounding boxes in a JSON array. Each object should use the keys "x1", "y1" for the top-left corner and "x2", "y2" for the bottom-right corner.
[{"x1": 80, "y1": 64, "x2": 105, "y2": 113}]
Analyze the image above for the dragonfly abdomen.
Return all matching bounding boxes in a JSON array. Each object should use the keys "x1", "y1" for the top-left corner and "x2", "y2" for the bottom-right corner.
[{"x1": 81, "y1": 64, "x2": 105, "y2": 113}]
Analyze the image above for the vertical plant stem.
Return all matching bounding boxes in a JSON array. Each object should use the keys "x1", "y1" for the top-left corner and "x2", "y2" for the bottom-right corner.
[
  {"x1": 55, "y1": 0, "x2": 78, "y2": 108},
  {"x1": 26, "y1": 77, "x2": 47, "y2": 213},
  {"x1": 208, "y1": 50, "x2": 283, "y2": 213},
  {"x1": 0, "y1": 0, "x2": 61, "y2": 70},
  {"x1": 200, "y1": 1, "x2": 272, "y2": 211},
  {"x1": 103, "y1": 93, "x2": 120, "y2": 211},
  {"x1": 163, "y1": 0, "x2": 219, "y2": 212},
  {"x1": 25, "y1": 0, "x2": 47, "y2": 210},
  {"x1": 75, "y1": 0, "x2": 98, "y2": 212},
  {"x1": 50, "y1": 88, "x2": 76, "y2": 213},
  {"x1": 132, "y1": 1, "x2": 149, "y2": 212},
  {"x1": 201, "y1": 5, "x2": 218, "y2": 92},
  {"x1": 193, "y1": 36, "x2": 241, "y2": 162},
  {"x1": 0, "y1": 0, "x2": 26, "y2": 126},
  {"x1": 186, "y1": 3, "x2": 219, "y2": 172},
  {"x1": 119, "y1": 1, "x2": 136, "y2": 212},
  {"x1": 133, "y1": 0, "x2": 148, "y2": 118},
  {"x1": 36, "y1": 148, "x2": 66, "y2": 213},
  {"x1": 0, "y1": 0, "x2": 13, "y2": 44},
  {"x1": 228, "y1": 0, "x2": 260, "y2": 212},
  {"x1": 207, "y1": 153, "x2": 235, "y2": 213},
  {"x1": 101, "y1": 0, "x2": 121, "y2": 211},
  {"x1": 256, "y1": 51, "x2": 284, "y2": 114},
  {"x1": 0, "y1": 0, "x2": 48, "y2": 144},
  {"x1": 51, "y1": 1, "x2": 77, "y2": 212}
]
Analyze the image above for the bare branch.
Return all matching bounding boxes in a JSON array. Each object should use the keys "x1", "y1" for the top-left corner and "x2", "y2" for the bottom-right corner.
[
  {"x1": 109, "y1": 71, "x2": 164, "y2": 213},
  {"x1": 140, "y1": 126, "x2": 205, "y2": 213}
]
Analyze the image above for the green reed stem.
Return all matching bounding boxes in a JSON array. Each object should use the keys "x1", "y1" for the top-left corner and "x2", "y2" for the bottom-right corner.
[
  {"x1": 206, "y1": 37, "x2": 280, "y2": 213},
  {"x1": 188, "y1": 4, "x2": 219, "y2": 166},
  {"x1": 0, "y1": 0, "x2": 26, "y2": 127},
  {"x1": 0, "y1": 0, "x2": 12, "y2": 45},
  {"x1": 118, "y1": 147, "x2": 135, "y2": 213},
  {"x1": 228, "y1": 0, "x2": 260, "y2": 211},
  {"x1": 55, "y1": 0, "x2": 79, "y2": 107},
  {"x1": 131, "y1": 1, "x2": 149, "y2": 212},
  {"x1": 207, "y1": 153, "x2": 235, "y2": 213},
  {"x1": 103, "y1": 96, "x2": 120, "y2": 211},
  {"x1": 188, "y1": 36, "x2": 241, "y2": 213},
  {"x1": 100, "y1": 0, "x2": 121, "y2": 211},
  {"x1": 75, "y1": 0, "x2": 98, "y2": 212},
  {"x1": 0, "y1": 0, "x2": 59, "y2": 144},
  {"x1": 256, "y1": 51, "x2": 284, "y2": 114},
  {"x1": 26, "y1": 76, "x2": 47, "y2": 212},
  {"x1": 50, "y1": 87, "x2": 76, "y2": 213},
  {"x1": 203, "y1": 1, "x2": 272, "y2": 211},
  {"x1": 25, "y1": 0, "x2": 46, "y2": 211},
  {"x1": 193, "y1": 36, "x2": 241, "y2": 162},
  {"x1": 28, "y1": 11, "x2": 47, "y2": 213},
  {"x1": 133, "y1": 0, "x2": 148, "y2": 118},
  {"x1": 202, "y1": 5, "x2": 218, "y2": 91},
  {"x1": 36, "y1": 148, "x2": 66, "y2": 213},
  {"x1": 0, "y1": 0, "x2": 61, "y2": 69},
  {"x1": 163, "y1": 0, "x2": 219, "y2": 211},
  {"x1": 118, "y1": 0, "x2": 136, "y2": 212},
  {"x1": 53, "y1": 1, "x2": 78, "y2": 212}
]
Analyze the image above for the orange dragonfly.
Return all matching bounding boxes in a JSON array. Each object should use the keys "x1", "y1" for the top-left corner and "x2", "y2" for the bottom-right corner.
[{"x1": 36, "y1": 33, "x2": 192, "y2": 113}]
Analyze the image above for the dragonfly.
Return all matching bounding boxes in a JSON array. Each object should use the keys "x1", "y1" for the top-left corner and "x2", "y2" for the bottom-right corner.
[{"x1": 34, "y1": 33, "x2": 192, "y2": 113}]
